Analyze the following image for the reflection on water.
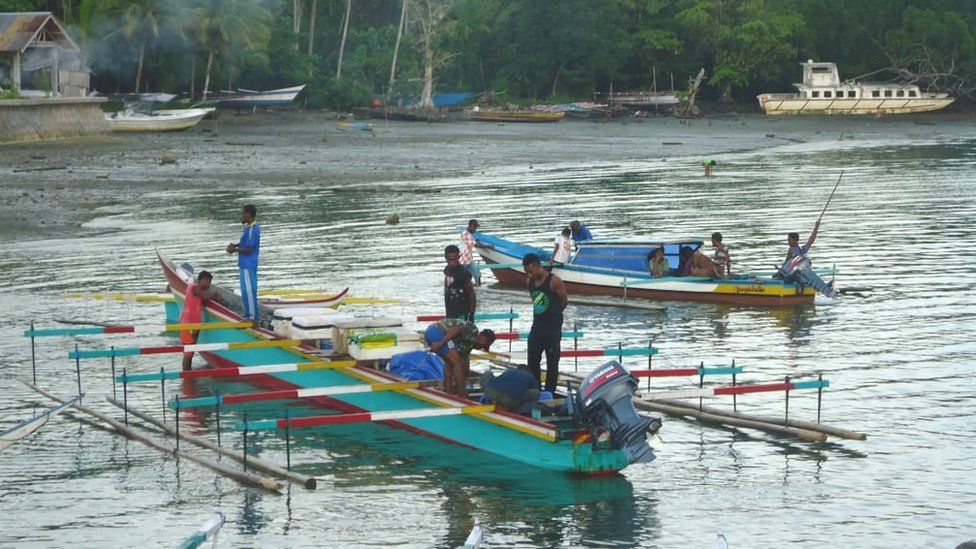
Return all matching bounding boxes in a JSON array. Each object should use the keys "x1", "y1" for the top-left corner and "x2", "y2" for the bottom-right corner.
[{"x1": 1, "y1": 118, "x2": 976, "y2": 547}]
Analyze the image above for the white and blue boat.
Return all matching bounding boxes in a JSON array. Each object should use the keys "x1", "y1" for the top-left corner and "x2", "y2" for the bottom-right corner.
[{"x1": 473, "y1": 232, "x2": 818, "y2": 307}]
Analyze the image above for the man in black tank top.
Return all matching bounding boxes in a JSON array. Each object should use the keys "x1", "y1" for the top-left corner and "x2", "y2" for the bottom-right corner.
[
  {"x1": 443, "y1": 245, "x2": 476, "y2": 320},
  {"x1": 522, "y1": 253, "x2": 568, "y2": 393}
]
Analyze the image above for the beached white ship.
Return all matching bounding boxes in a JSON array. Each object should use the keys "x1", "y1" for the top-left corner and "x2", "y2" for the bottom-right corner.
[{"x1": 757, "y1": 60, "x2": 954, "y2": 115}]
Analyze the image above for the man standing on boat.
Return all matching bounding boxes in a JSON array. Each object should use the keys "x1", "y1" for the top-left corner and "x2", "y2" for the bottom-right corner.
[
  {"x1": 570, "y1": 220, "x2": 593, "y2": 242},
  {"x1": 180, "y1": 271, "x2": 214, "y2": 370},
  {"x1": 444, "y1": 244, "x2": 476, "y2": 320},
  {"x1": 551, "y1": 227, "x2": 573, "y2": 267},
  {"x1": 460, "y1": 219, "x2": 491, "y2": 286},
  {"x1": 523, "y1": 253, "x2": 568, "y2": 393},
  {"x1": 226, "y1": 204, "x2": 261, "y2": 326},
  {"x1": 425, "y1": 319, "x2": 495, "y2": 397}
]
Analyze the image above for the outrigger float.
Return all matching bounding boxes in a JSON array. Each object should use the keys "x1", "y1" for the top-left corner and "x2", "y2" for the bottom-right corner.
[{"x1": 472, "y1": 231, "x2": 821, "y2": 306}]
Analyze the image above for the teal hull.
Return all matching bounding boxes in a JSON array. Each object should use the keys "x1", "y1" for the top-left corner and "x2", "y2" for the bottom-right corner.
[{"x1": 159, "y1": 257, "x2": 634, "y2": 474}]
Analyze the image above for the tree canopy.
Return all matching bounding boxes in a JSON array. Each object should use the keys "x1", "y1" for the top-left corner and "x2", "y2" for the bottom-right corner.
[{"x1": 3, "y1": 0, "x2": 974, "y2": 107}]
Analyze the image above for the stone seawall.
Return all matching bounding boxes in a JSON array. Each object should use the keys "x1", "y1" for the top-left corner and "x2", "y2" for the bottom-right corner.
[{"x1": 0, "y1": 97, "x2": 109, "y2": 143}]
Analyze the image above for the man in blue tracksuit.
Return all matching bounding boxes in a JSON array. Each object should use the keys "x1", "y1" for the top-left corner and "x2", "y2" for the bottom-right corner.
[{"x1": 226, "y1": 204, "x2": 261, "y2": 325}]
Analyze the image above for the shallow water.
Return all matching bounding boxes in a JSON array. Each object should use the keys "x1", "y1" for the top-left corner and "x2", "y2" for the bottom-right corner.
[{"x1": 1, "y1": 114, "x2": 975, "y2": 547}]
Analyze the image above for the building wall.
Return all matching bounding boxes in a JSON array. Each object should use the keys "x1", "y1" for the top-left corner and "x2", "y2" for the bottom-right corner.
[{"x1": 0, "y1": 97, "x2": 108, "y2": 142}]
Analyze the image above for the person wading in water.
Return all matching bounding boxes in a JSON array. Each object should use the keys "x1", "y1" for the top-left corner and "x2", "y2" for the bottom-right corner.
[{"x1": 522, "y1": 253, "x2": 568, "y2": 393}]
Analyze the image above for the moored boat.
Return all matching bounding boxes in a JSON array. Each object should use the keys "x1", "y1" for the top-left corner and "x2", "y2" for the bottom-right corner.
[
  {"x1": 472, "y1": 232, "x2": 818, "y2": 307},
  {"x1": 757, "y1": 60, "x2": 954, "y2": 115},
  {"x1": 156, "y1": 250, "x2": 659, "y2": 474},
  {"x1": 212, "y1": 84, "x2": 306, "y2": 108},
  {"x1": 105, "y1": 107, "x2": 214, "y2": 132},
  {"x1": 470, "y1": 109, "x2": 565, "y2": 123}
]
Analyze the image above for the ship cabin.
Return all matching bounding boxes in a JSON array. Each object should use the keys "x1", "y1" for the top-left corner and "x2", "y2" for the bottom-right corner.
[
  {"x1": 794, "y1": 60, "x2": 924, "y2": 101},
  {"x1": 570, "y1": 238, "x2": 703, "y2": 276}
]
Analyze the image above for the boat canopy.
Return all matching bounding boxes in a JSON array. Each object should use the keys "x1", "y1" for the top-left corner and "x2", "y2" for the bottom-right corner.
[{"x1": 571, "y1": 239, "x2": 702, "y2": 274}]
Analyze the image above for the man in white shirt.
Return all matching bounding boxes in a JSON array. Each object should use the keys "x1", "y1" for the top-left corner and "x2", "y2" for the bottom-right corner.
[{"x1": 551, "y1": 227, "x2": 573, "y2": 266}]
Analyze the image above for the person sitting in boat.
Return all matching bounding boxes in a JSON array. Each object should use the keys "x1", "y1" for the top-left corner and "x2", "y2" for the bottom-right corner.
[
  {"x1": 677, "y1": 246, "x2": 695, "y2": 276},
  {"x1": 711, "y1": 232, "x2": 731, "y2": 278},
  {"x1": 649, "y1": 247, "x2": 670, "y2": 277},
  {"x1": 180, "y1": 270, "x2": 215, "y2": 371},
  {"x1": 550, "y1": 227, "x2": 573, "y2": 267},
  {"x1": 570, "y1": 220, "x2": 593, "y2": 243},
  {"x1": 785, "y1": 218, "x2": 821, "y2": 264},
  {"x1": 424, "y1": 318, "x2": 495, "y2": 398},
  {"x1": 690, "y1": 249, "x2": 722, "y2": 278}
]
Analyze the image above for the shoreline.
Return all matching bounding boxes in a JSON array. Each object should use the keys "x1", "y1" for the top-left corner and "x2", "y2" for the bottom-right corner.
[{"x1": 2, "y1": 111, "x2": 974, "y2": 239}]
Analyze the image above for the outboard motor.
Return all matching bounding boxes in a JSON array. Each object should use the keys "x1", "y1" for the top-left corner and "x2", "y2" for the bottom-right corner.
[
  {"x1": 575, "y1": 361, "x2": 661, "y2": 464},
  {"x1": 778, "y1": 254, "x2": 837, "y2": 298}
]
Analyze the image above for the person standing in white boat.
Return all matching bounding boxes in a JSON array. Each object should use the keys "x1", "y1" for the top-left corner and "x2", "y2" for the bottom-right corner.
[{"x1": 550, "y1": 227, "x2": 573, "y2": 267}]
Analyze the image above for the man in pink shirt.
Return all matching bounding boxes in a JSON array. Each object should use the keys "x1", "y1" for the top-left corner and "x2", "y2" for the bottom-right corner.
[
  {"x1": 460, "y1": 219, "x2": 492, "y2": 286},
  {"x1": 180, "y1": 271, "x2": 214, "y2": 371}
]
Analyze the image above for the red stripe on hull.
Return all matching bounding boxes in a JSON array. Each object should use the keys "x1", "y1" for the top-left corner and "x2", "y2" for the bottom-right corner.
[
  {"x1": 488, "y1": 266, "x2": 814, "y2": 307},
  {"x1": 104, "y1": 326, "x2": 135, "y2": 334}
]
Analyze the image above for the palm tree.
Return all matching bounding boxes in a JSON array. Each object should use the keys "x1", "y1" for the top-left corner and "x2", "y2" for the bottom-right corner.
[
  {"x1": 120, "y1": 0, "x2": 162, "y2": 92},
  {"x1": 193, "y1": 0, "x2": 272, "y2": 99}
]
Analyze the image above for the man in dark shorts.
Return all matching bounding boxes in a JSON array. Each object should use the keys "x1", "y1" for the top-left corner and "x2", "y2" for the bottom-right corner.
[
  {"x1": 522, "y1": 253, "x2": 568, "y2": 393},
  {"x1": 443, "y1": 245, "x2": 476, "y2": 321},
  {"x1": 424, "y1": 318, "x2": 495, "y2": 398}
]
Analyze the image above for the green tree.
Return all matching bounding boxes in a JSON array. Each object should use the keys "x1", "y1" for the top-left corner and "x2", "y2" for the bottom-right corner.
[
  {"x1": 192, "y1": 0, "x2": 272, "y2": 99},
  {"x1": 677, "y1": 0, "x2": 806, "y2": 100}
]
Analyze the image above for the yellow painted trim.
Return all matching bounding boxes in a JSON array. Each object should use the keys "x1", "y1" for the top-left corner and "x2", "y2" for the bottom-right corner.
[
  {"x1": 228, "y1": 339, "x2": 301, "y2": 351},
  {"x1": 461, "y1": 404, "x2": 496, "y2": 415},
  {"x1": 475, "y1": 412, "x2": 558, "y2": 442},
  {"x1": 295, "y1": 360, "x2": 357, "y2": 371},
  {"x1": 371, "y1": 381, "x2": 421, "y2": 392}
]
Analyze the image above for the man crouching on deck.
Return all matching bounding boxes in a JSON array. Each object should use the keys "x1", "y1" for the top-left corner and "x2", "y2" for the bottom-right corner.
[
  {"x1": 180, "y1": 271, "x2": 215, "y2": 371},
  {"x1": 424, "y1": 318, "x2": 495, "y2": 398}
]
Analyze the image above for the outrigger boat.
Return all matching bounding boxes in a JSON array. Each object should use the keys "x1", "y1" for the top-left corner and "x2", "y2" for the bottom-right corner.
[
  {"x1": 472, "y1": 232, "x2": 819, "y2": 306},
  {"x1": 156, "y1": 250, "x2": 660, "y2": 474}
]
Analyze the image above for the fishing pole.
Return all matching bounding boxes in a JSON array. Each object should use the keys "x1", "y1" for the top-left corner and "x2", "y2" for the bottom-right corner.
[{"x1": 818, "y1": 170, "x2": 844, "y2": 222}]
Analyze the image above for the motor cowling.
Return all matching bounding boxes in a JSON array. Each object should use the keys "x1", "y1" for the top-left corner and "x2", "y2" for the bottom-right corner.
[{"x1": 575, "y1": 361, "x2": 661, "y2": 464}]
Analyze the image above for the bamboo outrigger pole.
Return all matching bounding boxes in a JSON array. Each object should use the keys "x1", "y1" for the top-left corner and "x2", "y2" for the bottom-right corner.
[
  {"x1": 19, "y1": 379, "x2": 283, "y2": 492},
  {"x1": 105, "y1": 397, "x2": 317, "y2": 488}
]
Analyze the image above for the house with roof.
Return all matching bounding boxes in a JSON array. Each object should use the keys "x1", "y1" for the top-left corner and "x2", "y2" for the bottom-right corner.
[{"x1": 0, "y1": 11, "x2": 90, "y2": 97}]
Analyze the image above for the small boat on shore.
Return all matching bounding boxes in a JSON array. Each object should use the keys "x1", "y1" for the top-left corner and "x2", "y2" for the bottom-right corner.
[
  {"x1": 156, "y1": 250, "x2": 661, "y2": 474},
  {"x1": 757, "y1": 60, "x2": 954, "y2": 115},
  {"x1": 470, "y1": 109, "x2": 565, "y2": 123},
  {"x1": 213, "y1": 84, "x2": 305, "y2": 109},
  {"x1": 473, "y1": 232, "x2": 819, "y2": 307},
  {"x1": 105, "y1": 107, "x2": 214, "y2": 132},
  {"x1": 595, "y1": 91, "x2": 680, "y2": 107}
]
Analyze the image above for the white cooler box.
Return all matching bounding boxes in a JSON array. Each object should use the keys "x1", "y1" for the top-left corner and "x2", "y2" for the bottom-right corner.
[
  {"x1": 346, "y1": 326, "x2": 423, "y2": 361},
  {"x1": 271, "y1": 306, "x2": 341, "y2": 337}
]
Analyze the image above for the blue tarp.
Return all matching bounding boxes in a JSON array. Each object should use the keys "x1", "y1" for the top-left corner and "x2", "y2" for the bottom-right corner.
[{"x1": 389, "y1": 351, "x2": 444, "y2": 381}]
